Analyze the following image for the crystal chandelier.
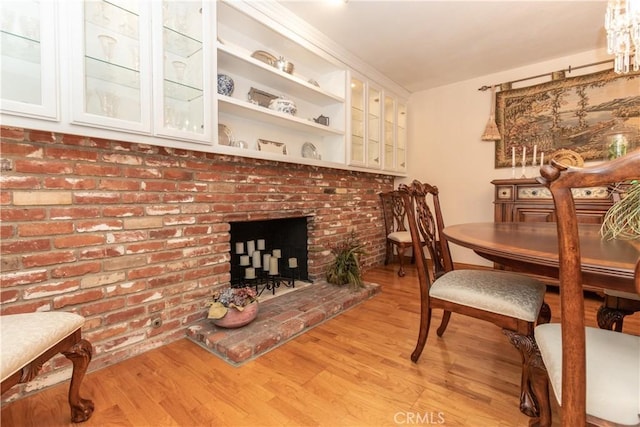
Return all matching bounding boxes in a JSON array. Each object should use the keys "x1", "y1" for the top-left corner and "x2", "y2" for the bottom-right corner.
[{"x1": 605, "y1": 0, "x2": 640, "y2": 73}]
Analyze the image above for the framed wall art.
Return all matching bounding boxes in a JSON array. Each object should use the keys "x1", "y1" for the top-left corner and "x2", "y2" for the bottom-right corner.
[{"x1": 494, "y1": 69, "x2": 640, "y2": 168}]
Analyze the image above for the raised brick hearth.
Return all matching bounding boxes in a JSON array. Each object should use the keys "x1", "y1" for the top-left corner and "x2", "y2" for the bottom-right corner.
[{"x1": 186, "y1": 281, "x2": 381, "y2": 365}]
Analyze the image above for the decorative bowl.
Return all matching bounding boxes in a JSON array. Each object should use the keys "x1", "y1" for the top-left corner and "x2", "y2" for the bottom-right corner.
[
  {"x1": 217, "y1": 74, "x2": 234, "y2": 96},
  {"x1": 269, "y1": 97, "x2": 297, "y2": 115}
]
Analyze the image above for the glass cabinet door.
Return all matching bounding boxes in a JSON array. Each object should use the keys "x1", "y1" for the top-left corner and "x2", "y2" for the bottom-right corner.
[
  {"x1": 1, "y1": 1, "x2": 58, "y2": 120},
  {"x1": 384, "y1": 95, "x2": 395, "y2": 170},
  {"x1": 350, "y1": 77, "x2": 365, "y2": 165},
  {"x1": 367, "y1": 85, "x2": 381, "y2": 168},
  {"x1": 72, "y1": 0, "x2": 151, "y2": 132},
  {"x1": 155, "y1": 0, "x2": 211, "y2": 142},
  {"x1": 396, "y1": 102, "x2": 407, "y2": 172}
]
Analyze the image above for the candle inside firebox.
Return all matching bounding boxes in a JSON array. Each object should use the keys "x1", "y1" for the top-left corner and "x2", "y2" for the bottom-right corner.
[
  {"x1": 235, "y1": 242, "x2": 244, "y2": 254},
  {"x1": 247, "y1": 240, "x2": 255, "y2": 256},
  {"x1": 252, "y1": 251, "x2": 261, "y2": 268},
  {"x1": 239, "y1": 255, "x2": 250, "y2": 266},
  {"x1": 257, "y1": 239, "x2": 265, "y2": 250},
  {"x1": 245, "y1": 267, "x2": 256, "y2": 279},
  {"x1": 288, "y1": 257, "x2": 298, "y2": 268},
  {"x1": 272, "y1": 249, "x2": 281, "y2": 258},
  {"x1": 269, "y1": 257, "x2": 278, "y2": 275},
  {"x1": 263, "y1": 253, "x2": 271, "y2": 271}
]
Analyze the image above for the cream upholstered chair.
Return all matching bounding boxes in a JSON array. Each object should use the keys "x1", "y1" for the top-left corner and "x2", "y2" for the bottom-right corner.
[
  {"x1": 535, "y1": 151, "x2": 640, "y2": 427},
  {"x1": 399, "y1": 180, "x2": 551, "y2": 419},
  {"x1": 1, "y1": 312, "x2": 94, "y2": 422},
  {"x1": 597, "y1": 289, "x2": 640, "y2": 331},
  {"x1": 380, "y1": 190, "x2": 413, "y2": 277}
]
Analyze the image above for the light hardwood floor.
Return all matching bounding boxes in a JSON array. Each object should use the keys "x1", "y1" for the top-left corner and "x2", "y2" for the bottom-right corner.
[{"x1": 2, "y1": 263, "x2": 638, "y2": 427}]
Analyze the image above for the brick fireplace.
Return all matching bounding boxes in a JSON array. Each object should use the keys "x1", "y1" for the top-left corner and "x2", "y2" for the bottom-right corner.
[{"x1": 0, "y1": 126, "x2": 394, "y2": 402}]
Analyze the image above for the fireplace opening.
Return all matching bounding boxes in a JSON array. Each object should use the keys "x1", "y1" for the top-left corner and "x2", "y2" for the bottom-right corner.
[{"x1": 230, "y1": 217, "x2": 310, "y2": 294}]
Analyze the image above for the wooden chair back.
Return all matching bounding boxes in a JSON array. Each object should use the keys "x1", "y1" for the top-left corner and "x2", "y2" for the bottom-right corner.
[
  {"x1": 537, "y1": 149, "x2": 640, "y2": 425},
  {"x1": 380, "y1": 190, "x2": 408, "y2": 235}
]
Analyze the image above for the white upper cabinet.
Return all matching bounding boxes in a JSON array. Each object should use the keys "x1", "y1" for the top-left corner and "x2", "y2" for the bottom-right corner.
[
  {"x1": 1, "y1": 1, "x2": 58, "y2": 120},
  {"x1": 396, "y1": 102, "x2": 407, "y2": 173},
  {"x1": 349, "y1": 76, "x2": 365, "y2": 166},
  {"x1": 70, "y1": 0, "x2": 213, "y2": 142},
  {"x1": 215, "y1": 1, "x2": 346, "y2": 164}
]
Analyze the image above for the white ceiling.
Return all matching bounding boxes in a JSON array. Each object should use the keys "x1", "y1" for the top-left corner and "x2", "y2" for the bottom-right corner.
[{"x1": 277, "y1": 0, "x2": 610, "y2": 93}]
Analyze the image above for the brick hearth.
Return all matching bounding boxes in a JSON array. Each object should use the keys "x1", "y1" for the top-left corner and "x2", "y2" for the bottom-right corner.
[{"x1": 186, "y1": 281, "x2": 381, "y2": 365}]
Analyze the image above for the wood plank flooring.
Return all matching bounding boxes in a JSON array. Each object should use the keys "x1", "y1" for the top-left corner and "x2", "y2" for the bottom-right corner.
[{"x1": 2, "y1": 263, "x2": 638, "y2": 427}]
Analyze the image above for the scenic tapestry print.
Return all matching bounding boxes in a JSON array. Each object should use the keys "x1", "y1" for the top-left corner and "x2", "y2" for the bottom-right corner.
[{"x1": 495, "y1": 69, "x2": 640, "y2": 168}]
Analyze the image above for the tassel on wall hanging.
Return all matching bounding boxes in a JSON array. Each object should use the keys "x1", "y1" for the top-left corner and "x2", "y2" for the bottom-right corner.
[{"x1": 481, "y1": 85, "x2": 501, "y2": 141}]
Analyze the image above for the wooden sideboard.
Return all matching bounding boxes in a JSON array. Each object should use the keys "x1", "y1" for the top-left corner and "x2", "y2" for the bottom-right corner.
[{"x1": 491, "y1": 178, "x2": 618, "y2": 224}]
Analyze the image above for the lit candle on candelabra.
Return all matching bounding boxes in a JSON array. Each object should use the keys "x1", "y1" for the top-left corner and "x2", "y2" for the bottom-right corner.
[
  {"x1": 288, "y1": 257, "x2": 298, "y2": 268},
  {"x1": 532, "y1": 145, "x2": 537, "y2": 166},
  {"x1": 245, "y1": 267, "x2": 256, "y2": 279},
  {"x1": 239, "y1": 255, "x2": 250, "y2": 266},
  {"x1": 257, "y1": 239, "x2": 265, "y2": 250}
]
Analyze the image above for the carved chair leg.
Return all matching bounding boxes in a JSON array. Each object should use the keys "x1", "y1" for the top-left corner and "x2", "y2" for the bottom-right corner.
[
  {"x1": 537, "y1": 302, "x2": 551, "y2": 325},
  {"x1": 436, "y1": 310, "x2": 452, "y2": 337},
  {"x1": 397, "y1": 246, "x2": 406, "y2": 277},
  {"x1": 596, "y1": 305, "x2": 626, "y2": 332},
  {"x1": 411, "y1": 307, "x2": 432, "y2": 362},
  {"x1": 62, "y1": 339, "x2": 94, "y2": 423},
  {"x1": 503, "y1": 330, "x2": 551, "y2": 426}
]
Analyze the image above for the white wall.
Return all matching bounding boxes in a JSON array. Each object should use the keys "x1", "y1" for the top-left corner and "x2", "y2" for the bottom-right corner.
[{"x1": 400, "y1": 48, "x2": 612, "y2": 265}]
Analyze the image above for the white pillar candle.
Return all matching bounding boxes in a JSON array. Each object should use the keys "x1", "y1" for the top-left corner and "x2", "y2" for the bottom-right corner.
[
  {"x1": 288, "y1": 257, "x2": 298, "y2": 268},
  {"x1": 511, "y1": 147, "x2": 515, "y2": 168},
  {"x1": 257, "y1": 239, "x2": 265, "y2": 250},
  {"x1": 532, "y1": 145, "x2": 537, "y2": 165},
  {"x1": 263, "y1": 253, "x2": 271, "y2": 271},
  {"x1": 269, "y1": 257, "x2": 279, "y2": 275},
  {"x1": 252, "y1": 250, "x2": 261, "y2": 268},
  {"x1": 247, "y1": 240, "x2": 255, "y2": 256},
  {"x1": 245, "y1": 267, "x2": 256, "y2": 279},
  {"x1": 540, "y1": 152, "x2": 544, "y2": 166},
  {"x1": 272, "y1": 249, "x2": 281, "y2": 258},
  {"x1": 522, "y1": 146, "x2": 526, "y2": 165},
  {"x1": 239, "y1": 255, "x2": 250, "y2": 266},
  {"x1": 235, "y1": 242, "x2": 244, "y2": 254}
]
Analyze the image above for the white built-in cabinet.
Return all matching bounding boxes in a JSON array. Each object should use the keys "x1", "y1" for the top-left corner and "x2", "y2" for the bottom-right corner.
[
  {"x1": 0, "y1": 0, "x2": 407, "y2": 176},
  {"x1": 0, "y1": 1, "x2": 58, "y2": 120},
  {"x1": 349, "y1": 73, "x2": 406, "y2": 173},
  {"x1": 69, "y1": 0, "x2": 214, "y2": 143}
]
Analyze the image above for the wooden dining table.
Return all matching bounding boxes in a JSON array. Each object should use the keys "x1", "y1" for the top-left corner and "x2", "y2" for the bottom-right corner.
[{"x1": 443, "y1": 222, "x2": 640, "y2": 294}]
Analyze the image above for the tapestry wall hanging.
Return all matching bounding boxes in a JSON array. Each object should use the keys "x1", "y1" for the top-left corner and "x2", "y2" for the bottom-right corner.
[{"x1": 494, "y1": 69, "x2": 640, "y2": 168}]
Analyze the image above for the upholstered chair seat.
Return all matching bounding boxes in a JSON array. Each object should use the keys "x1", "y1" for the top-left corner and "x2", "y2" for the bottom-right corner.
[
  {"x1": 1, "y1": 312, "x2": 94, "y2": 422},
  {"x1": 535, "y1": 324, "x2": 640, "y2": 425},
  {"x1": 431, "y1": 270, "x2": 546, "y2": 322}
]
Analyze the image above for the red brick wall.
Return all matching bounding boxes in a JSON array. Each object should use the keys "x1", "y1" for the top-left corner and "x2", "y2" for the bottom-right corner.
[{"x1": 0, "y1": 126, "x2": 393, "y2": 401}]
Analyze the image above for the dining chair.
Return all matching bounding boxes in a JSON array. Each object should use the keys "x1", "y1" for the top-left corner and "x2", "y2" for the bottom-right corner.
[
  {"x1": 379, "y1": 190, "x2": 413, "y2": 277},
  {"x1": 597, "y1": 290, "x2": 640, "y2": 332},
  {"x1": 535, "y1": 151, "x2": 640, "y2": 427},
  {"x1": 399, "y1": 180, "x2": 551, "y2": 419}
]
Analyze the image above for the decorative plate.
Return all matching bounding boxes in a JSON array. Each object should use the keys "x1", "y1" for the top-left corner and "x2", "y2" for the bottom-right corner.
[
  {"x1": 302, "y1": 142, "x2": 319, "y2": 159},
  {"x1": 257, "y1": 139, "x2": 287, "y2": 155},
  {"x1": 549, "y1": 149, "x2": 584, "y2": 167},
  {"x1": 251, "y1": 50, "x2": 277, "y2": 67},
  {"x1": 218, "y1": 124, "x2": 233, "y2": 146}
]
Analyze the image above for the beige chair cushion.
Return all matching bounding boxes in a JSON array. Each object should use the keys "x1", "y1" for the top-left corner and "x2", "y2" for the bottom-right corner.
[
  {"x1": 430, "y1": 270, "x2": 546, "y2": 322},
  {"x1": 387, "y1": 231, "x2": 412, "y2": 243},
  {"x1": 1, "y1": 312, "x2": 85, "y2": 382},
  {"x1": 535, "y1": 324, "x2": 640, "y2": 426}
]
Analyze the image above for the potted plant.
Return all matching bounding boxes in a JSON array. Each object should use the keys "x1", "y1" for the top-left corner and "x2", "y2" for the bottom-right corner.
[
  {"x1": 326, "y1": 231, "x2": 366, "y2": 289},
  {"x1": 207, "y1": 286, "x2": 259, "y2": 328}
]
